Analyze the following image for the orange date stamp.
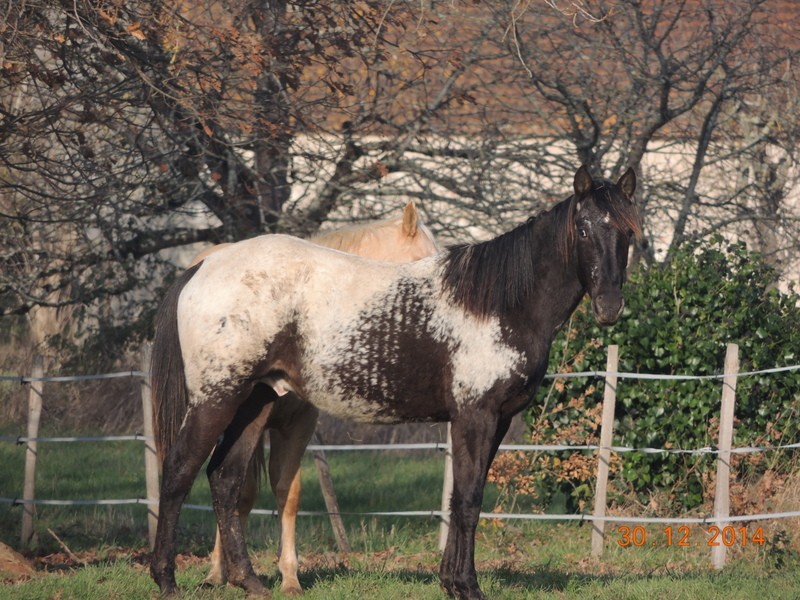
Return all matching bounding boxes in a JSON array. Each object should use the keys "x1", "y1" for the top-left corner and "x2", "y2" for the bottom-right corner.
[{"x1": 616, "y1": 525, "x2": 766, "y2": 548}]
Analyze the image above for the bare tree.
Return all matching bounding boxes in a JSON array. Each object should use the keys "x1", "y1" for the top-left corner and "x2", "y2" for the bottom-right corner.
[
  {"x1": 0, "y1": 1, "x2": 404, "y2": 320},
  {"x1": 1, "y1": 0, "x2": 798, "y2": 348},
  {"x1": 491, "y1": 0, "x2": 800, "y2": 269}
]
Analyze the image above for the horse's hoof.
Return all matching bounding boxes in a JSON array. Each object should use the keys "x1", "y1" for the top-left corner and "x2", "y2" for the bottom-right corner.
[
  {"x1": 244, "y1": 587, "x2": 272, "y2": 599},
  {"x1": 150, "y1": 557, "x2": 177, "y2": 593},
  {"x1": 151, "y1": 571, "x2": 179, "y2": 597},
  {"x1": 449, "y1": 588, "x2": 486, "y2": 600},
  {"x1": 280, "y1": 580, "x2": 304, "y2": 596},
  {"x1": 201, "y1": 573, "x2": 226, "y2": 587},
  {"x1": 238, "y1": 575, "x2": 271, "y2": 598},
  {"x1": 440, "y1": 577, "x2": 486, "y2": 600},
  {"x1": 157, "y1": 583, "x2": 180, "y2": 598}
]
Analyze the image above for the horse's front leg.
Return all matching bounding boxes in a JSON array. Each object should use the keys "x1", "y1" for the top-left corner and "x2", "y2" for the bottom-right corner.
[
  {"x1": 439, "y1": 412, "x2": 509, "y2": 600},
  {"x1": 269, "y1": 397, "x2": 319, "y2": 596},
  {"x1": 207, "y1": 391, "x2": 276, "y2": 598}
]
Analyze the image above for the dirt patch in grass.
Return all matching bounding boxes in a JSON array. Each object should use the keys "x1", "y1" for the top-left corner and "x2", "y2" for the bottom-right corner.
[{"x1": 0, "y1": 542, "x2": 35, "y2": 581}]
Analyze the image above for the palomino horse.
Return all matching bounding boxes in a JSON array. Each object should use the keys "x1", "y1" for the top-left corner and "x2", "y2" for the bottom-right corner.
[
  {"x1": 150, "y1": 165, "x2": 639, "y2": 600},
  {"x1": 186, "y1": 202, "x2": 439, "y2": 593}
]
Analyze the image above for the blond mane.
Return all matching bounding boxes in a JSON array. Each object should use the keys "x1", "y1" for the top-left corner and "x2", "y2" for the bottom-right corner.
[
  {"x1": 312, "y1": 206, "x2": 438, "y2": 262},
  {"x1": 189, "y1": 201, "x2": 438, "y2": 267}
]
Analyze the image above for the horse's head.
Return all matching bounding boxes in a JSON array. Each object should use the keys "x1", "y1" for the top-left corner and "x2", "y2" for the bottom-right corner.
[{"x1": 570, "y1": 165, "x2": 639, "y2": 326}]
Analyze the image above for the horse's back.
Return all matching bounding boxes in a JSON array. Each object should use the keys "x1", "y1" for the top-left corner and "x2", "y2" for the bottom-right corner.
[{"x1": 184, "y1": 234, "x2": 413, "y2": 315}]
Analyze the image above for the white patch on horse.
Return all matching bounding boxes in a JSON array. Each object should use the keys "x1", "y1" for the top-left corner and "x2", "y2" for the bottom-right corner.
[
  {"x1": 180, "y1": 236, "x2": 400, "y2": 409},
  {"x1": 428, "y1": 297, "x2": 525, "y2": 410},
  {"x1": 178, "y1": 237, "x2": 322, "y2": 405},
  {"x1": 309, "y1": 259, "x2": 524, "y2": 417}
]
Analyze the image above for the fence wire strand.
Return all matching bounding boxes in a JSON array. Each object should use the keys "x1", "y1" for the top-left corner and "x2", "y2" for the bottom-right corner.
[
  {"x1": 1, "y1": 364, "x2": 798, "y2": 384},
  {"x1": 3, "y1": 496, "x2": 800, "y2": 526},
  {"x1": 2, "y1": 362, "x2": 800, "y2": 526},
  {"x1": 4, "y1": 437, "x2": 800, "y2": 457}
]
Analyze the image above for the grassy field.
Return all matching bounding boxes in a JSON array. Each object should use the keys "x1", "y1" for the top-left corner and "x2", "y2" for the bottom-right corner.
[{"x1": 1, "y1": 428, "x2": 799, "y2": 599}]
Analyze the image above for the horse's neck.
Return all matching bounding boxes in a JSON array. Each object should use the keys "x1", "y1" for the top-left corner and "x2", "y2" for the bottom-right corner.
[{"x1": 516, "y1": 211, "x2": 586, "y2": 337}]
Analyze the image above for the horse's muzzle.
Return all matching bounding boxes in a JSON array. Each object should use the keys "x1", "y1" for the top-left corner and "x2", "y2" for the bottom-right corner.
[{"x1": 591, "y1": 294, "x2": 624, "y2": 326}]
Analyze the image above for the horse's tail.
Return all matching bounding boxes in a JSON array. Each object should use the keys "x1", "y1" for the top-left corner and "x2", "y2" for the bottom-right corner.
[{"x1": 151, "y1": 263, "x2": 202, "y2": 464}]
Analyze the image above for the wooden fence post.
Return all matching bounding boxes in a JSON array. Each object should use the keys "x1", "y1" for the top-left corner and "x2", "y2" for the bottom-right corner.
[
  {"x1": 712, "y1": 342, "x2": 739, "y2": 569},
  {"x1": 438, "y1": 423, "x2": 453, "y2": 552},
  {"x1": 591, "y1": 345, "x2": 619, "y2": 557},
  {"x1": 21, "y1": 354, "x2": 44, "y2": 547},
  {"x1": 140, "y1": 344, "x2": 159, "y2": 550},
  {"x1": 311, "y1": 432, "x2": 351, "y2": 553}
]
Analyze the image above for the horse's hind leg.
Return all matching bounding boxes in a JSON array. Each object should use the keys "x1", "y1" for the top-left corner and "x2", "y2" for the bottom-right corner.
[
  {"x1": 269, "y1": 396, "x2": 319, "y2": 596},
  {"x1": 205, "y1": 450, "x2": 260, "y2": 586},
  {"x1": 151, "y1": 402, "x2": 240, "y2": 596},
  {"x1": 207, "y1": 390, "x2": 276, "y2": 597},
  {"x1": 205, "y1": 528, "x2": 226, "y2": 587}
]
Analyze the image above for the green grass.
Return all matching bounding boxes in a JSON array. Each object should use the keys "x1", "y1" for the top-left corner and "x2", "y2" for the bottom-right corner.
[
  {"x1": 2, "y1": 429, "x2": 800, "y2": 599},
  {"x1": 3, "y1": 525, "x2": 800, "y2": 599},
  {"x1": 0, "y1": 428, "x2": 455, "y2": 555}
]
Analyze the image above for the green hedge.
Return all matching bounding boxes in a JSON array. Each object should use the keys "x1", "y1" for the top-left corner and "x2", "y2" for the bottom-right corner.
[{"x1": 523, "y1": 237, "x2": 800, "y2": 511}]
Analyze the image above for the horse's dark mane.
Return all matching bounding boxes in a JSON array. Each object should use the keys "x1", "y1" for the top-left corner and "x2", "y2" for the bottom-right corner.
[
  {"x1": 441, "y1": 200, "x2": 569, "y2": 318},
  {"x1": 442, "y1": 180, "x2": 640, "y2": 319}
]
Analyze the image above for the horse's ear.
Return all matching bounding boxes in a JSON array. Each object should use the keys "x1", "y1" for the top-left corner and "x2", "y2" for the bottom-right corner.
[
  {"x1": 617, "y1": 167, "x2": 637, "y2": 200},
  {"x1": 402, "y1": 201, "x2": 418, "y2": 237},
  {"x1": 573, "y1": 165, "x2": 593, "y2": 198}
]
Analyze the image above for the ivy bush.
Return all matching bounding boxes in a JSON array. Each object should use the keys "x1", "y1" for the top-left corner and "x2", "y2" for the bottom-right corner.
[{"x1": 490, "y1": 238, "x2": 800, "y2": 513}]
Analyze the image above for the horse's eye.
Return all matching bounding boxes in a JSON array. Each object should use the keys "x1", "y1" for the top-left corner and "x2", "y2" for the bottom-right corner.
[{"x1": 578, "y1": 228, "x2": 588, "y2": 239}]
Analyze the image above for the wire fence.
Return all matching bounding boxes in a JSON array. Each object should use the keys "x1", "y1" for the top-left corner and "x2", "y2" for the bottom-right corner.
[
  {"x1": 2, "y1": 350, "x2": 800, "y2": 564},
  {"x1": 5, "y1": 436, "x2": 800, "y2": 455}
]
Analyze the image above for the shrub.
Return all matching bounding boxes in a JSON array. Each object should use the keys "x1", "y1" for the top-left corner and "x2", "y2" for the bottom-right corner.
[{"x1": 489, "y1": 237, "x2": 800, "y2": 513}]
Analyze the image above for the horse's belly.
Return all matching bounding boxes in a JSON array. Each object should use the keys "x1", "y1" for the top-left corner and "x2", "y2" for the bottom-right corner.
[
  {"x1": 302, "y1": 363, "x2": 449, "y2": 424},
  {"x1": 303, "y1": 390, "x2": 405, "y2": 423}
]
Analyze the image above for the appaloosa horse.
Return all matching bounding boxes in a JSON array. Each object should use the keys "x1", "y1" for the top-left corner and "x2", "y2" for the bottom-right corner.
[
  {"x1": 182, "y1": 202, "x2": 438, "y2": 594},
  {"x1": 150, "y1": 165, "x2": 639, "y2": 599}
]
